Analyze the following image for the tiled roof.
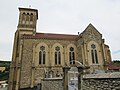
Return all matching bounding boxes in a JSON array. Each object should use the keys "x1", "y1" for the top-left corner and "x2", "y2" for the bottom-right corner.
[
  {"x1": 23, "y1": 33, "x2": 79, "y2": 40},
  {"x1": 107, "y1": 64, "x2": 120, "y2": 70}
]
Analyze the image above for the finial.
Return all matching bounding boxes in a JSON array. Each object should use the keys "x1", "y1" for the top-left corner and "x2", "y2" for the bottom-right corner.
[{"x1": 29, "y1": 5, "x2": 31, "y2": 8}]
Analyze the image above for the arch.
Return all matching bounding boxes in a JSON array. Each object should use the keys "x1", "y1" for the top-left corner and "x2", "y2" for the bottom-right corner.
[
  {"x1": 26, "y1": 13, "x2": 29, "y2": 21},
  {"x1": 87, "y1": 41, "x2": 103, "y2": 65},
  {"x1": 30, "y1": 13, "x2": 33, "y2": 24},
  {"x1": 52, "y1": 43, "x2": 64, "y2": 66},
  {"x1": 35, "y1": 42, "x2": 49, "y2": 66},
  {"x1": 39, "y1": 46, "x2": 46, "y2": 64},
  {"x1": 25, "y1": 13, "x2": 30, "y2": 24},
  {"x1": 67, "y1": 44, "x2": 77, "y2": 65},
  {"x1": 55, "y1": 46, "x2": 61, "y2": 65},
  {"x1": 22, "y1": 12, "x2": 26, "y2": 24}
]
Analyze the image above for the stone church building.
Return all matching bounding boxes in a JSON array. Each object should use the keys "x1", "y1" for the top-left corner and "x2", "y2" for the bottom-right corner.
[{"x1": 8, "y1": 7, "x2": 112, "y2": 90}]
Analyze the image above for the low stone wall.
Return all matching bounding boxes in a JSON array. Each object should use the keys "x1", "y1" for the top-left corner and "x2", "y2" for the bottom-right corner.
[
  {"x1": 41, "y1": 72, "x2": 120, "y2": 90},
  {"x1": 82, "y1": 78, "x2": 120, "y2": 90},
  {"x1": 82, "y1": 72, "x2": 120, "y2": 90},
  {"x1": 41, "y1": 78, "x2": 63, "y2": 90}
]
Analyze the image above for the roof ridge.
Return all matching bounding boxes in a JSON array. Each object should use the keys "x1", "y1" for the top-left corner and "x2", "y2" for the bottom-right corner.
[{"x1": 36, "y1": 32, "x2": 78, "y2": 36}]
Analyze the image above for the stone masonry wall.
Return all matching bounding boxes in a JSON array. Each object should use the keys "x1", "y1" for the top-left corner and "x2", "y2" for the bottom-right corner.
[
  {"x1": 82, "y1": 72, "x2": 120, "y2": 90},
  {"x1": 41, "y1": 73, "x2": 120, "y2": 90},
  {"x1": 82, "y1": 78, "x2": 120, "y2": 90},
  {"x1": 20, "y1": 39, "x2": 33, "y2": 88},
  {"x1": 42, "y1": 78, "x2": 120, "y2": 90},
  {"x1": 41, "y1": 78, "x2": 63, "y2": 90}
]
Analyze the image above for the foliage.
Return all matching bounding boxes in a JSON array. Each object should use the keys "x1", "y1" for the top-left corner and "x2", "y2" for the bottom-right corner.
[
  {"x1": 112, "y1": 60, "x2": 120, "y2": 66},
  {"x1": 0, "y1": 61, "x2": 11, "y2": 81},
  {"x1": 0, "y1": 71, "x2": 9, "y2": 81},
  {"x1": 0, "y1": 61, "x2": 11, "y2": 67}
]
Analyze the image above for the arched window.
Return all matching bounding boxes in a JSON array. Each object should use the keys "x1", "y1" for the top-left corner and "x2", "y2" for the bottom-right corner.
[
  {"x1": 69, "y1": 47, "x2": 75, "y2": 64},
  {"x1": 91, "y1": 44, "x2": 98, "y2": 64},
  {"x1": 22, "y1": 12, "x2": 26, "y2": 24},
  {"x1": 26, "y1": 13, "x2": 29, "y2": 24},
  {"x1": 30, "y1": 13, "x2": 33, "y2": 24},
  {"x1": 26, "y1": 13, "x2": 29, "y2": 21},
  {"x1": 39, "y1": 46, "x2": 46, "y2": 64},
  {"x1": 30, "y1": 13, "x2": 33, "y2": 21},
  {"x1": 55, "y1": 46, "x2": 61, "y2": 65}
]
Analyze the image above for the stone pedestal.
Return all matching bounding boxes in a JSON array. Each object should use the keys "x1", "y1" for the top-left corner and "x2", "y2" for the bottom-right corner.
[
  {"x1": 77, "y1": 65, "x2": 90, "y2": 90},
  {"x1": 63, "y1": 66, "x2": 70, "y2": 90},
  {"x1": 77, "y1": 66, "x2": 84, "y2": 90}
]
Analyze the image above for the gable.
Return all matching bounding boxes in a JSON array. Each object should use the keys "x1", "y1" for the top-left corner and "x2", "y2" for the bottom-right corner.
[
  {"x1": 81, "y1": 23, "x2": 102, "y2": 44},
  {"x1": 82, "y1": 23, "x2": 101, "y2": 35}
]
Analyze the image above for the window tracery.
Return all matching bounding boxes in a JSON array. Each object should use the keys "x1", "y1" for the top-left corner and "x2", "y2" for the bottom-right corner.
[
  {"x1": 69, "y1": 47, "x2": 75, "y2": 64},
  {"x1": 91, "y1": 44, "x2": 98, "y2": 64},
  {"x1": 55, "y1": 46, "x2": 61, "y2": 65},
  {"x1": 39, "y1": 46, "x2": 46, "y2": 64}
]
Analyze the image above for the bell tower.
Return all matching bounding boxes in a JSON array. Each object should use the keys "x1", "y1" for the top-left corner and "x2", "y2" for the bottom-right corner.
[
  {"x1": 8, "y1": 8, "x2": 38, "y2": 90},
  {"x1": 17, "y1": 7, "x2": 38, "y2": 35}
]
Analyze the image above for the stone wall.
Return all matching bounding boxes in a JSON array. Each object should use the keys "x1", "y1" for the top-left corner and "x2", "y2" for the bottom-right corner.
[
  {"x1": 41, "y1": 72, "x2": 120, "y2": 90},
  {"x1": 82, "y1": 78, "x2": 120, "y2": 90},
  {"x1": 82, "y1": 72, "x2": 120, "y2": 90},
  {"x1": 41, "y1": 78, "x2": 63, "y2": 90},
  {"x1": 20, "y1": 39, "x2": 33, "y2": 88}
]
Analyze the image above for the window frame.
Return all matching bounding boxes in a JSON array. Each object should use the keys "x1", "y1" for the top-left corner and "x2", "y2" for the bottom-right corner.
[
  {"x1": 39, "y1": 46, "x2": 46, "y2": 65},
  {"x1": 69, "y1": 47, "x2": 75, "y2": 65},
  {"x1": 91, "y1": 44, "x2": 98, "y2": 64},
  {"x1": 55, "y1": 46, "x2": 61, "y2": 65}
]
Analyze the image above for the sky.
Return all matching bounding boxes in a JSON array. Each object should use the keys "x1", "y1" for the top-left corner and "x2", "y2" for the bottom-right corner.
[{"x1": 0, "y1": 0, "x2": 120, "y2": 61}]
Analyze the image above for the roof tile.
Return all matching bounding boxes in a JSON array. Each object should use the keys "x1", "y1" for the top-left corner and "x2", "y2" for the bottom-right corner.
[{"x1": 23, "y1": 33, "x2": 79, "y2": 40}]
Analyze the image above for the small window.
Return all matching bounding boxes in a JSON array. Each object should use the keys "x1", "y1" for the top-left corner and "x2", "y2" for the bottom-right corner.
[{"x1": 91, "y1": 44, "x2": 96, "y2": 49}]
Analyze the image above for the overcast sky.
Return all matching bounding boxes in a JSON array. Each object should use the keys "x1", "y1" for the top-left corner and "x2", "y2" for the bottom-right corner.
[{"x1": 0, "y1": 0, "x2": 120, "y2": 61}]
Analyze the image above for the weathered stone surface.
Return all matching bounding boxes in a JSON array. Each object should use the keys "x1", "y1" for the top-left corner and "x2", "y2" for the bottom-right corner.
[
  {"x1": 40, "y1": 72, "x2": 120, "y2": 90},
  {"x1": 83, "y1": 72, "x2": 120, "y2": 78},
  {"x1": 20, "y1": 39, "x2": 33, "y2": 88},
  {"x1": 41, "y1": 78, "x2": 63, "y2": 90},
  {"x1": 82, "y1": 73, "x2": 120, "y2": 90}
]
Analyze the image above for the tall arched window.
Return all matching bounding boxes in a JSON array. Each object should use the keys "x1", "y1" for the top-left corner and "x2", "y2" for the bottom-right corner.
[
  {"x1": 69, "y1": 47, "x2": 75, "y2": 64},
  {"x1": 30, "y1": 13, "x2": 33, "y2": 21},
  {"x1": 55, "y1": 46, "x2": 61, "y2": 65},
  {"x1": 26, "y1": 13, "x2": 29, "y2": 21},
  {"x1": 39, "y1": 46, "x2": 46, "y2": 64},
  {"x1": 30, "y1": 13, "x2": 33, "y2": 24},
  {"x1": 91, "y1": 44, "x2": 98, "y2": 64},
  {"x1": 22, "y1": 12, "x2": 26, "y2": 24},
  {"x1": 26, "y1": 13, "x2": 30, "y2": 24}
]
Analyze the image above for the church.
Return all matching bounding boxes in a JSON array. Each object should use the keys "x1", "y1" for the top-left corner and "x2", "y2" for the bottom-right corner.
[{"x1": 8, "y1": 7, "x2": 112, "y2": 90}]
